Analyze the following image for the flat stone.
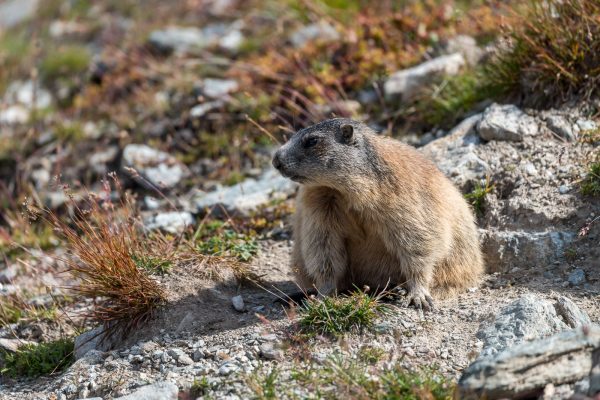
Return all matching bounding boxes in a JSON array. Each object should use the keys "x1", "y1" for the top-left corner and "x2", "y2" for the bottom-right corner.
[
  {"x1": 74, "y1": 327, "x2": 114, "y2": 360},
  {"x1": 477, "y1": 103, "x2": 539, "y2": 142},
  {"x1": 201, "y1": 78, "x2": 239, "y2": 99},
  {"x1": 113, "y1": 381, "x2": 178, "y2": 400},
  {"x1": 144, "y1": 211, "x2": 194, "y2": 234},
  {"x1": 193, "y1": 168, "x2": 297, "y2": 215},
  {"x1": 290, "y1": 22, "x2": 340, "y2": 48},
  {"x1": 190, "y1": 101, "x2": 224, "y2": 118},
  {"x1": 384, "y1": 53, "x2": 465, "y2": 100},
  {"x1": 149, "y1": 23, "x2": 243, "y2": 54}
]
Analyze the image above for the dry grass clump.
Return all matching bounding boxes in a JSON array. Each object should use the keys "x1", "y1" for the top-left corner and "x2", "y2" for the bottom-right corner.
[
  {"x1": 487, "y1": 0, "x2": 600, "y2": 106},
  {"x1": 33, "y1": 178, "x2": 168, "y2": 338}
]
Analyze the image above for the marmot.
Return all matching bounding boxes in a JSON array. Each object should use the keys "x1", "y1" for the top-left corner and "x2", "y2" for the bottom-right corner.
[{"x1": 272, "y1": 118, "x2": 483, "y2": 309}]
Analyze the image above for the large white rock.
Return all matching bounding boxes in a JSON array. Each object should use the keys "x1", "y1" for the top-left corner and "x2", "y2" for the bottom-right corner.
[
  {"x1": 149, "y1": 23, "x2": 244, "y2": 54},
  {"x1": 384, "y1": 53, "x2": 465, "y2": 100},
  {"x1": 144, "y1": 211, "x2": 194, "y2": 234},
  {"x1": 477, "y1": 103, "x2": 539, "y2": 142},
  {"x1": 113, "y1": 382, "x2": 178, "y2": 400}
]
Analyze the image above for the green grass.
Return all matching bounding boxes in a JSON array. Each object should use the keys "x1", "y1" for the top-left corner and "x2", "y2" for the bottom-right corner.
[
  {"x1": 132, "y1": 254, "x2": 173, "y2": 275},
  {"x1": 197, "y1": 229, "x2": 259, "y2": 262},
  {"x1": 189, "y1": 377, "x2": 211, "y2": 398},
  {"x1": 249, "y1": 354, "x2": 454, "y2": 400},
  {"x1": 1, "y1": 338, "x2": 74, "y2": 377},
  {"x1": 464, "y1": 178, "x2": 494, "y2": 216},
  {"x1": 298, "y1": 290, "x2": 387, "y2": 337},
  {"x1": 581, "y1": 161, "x2": 600, "y2": 196},
  {"x1": 40, "y1": 45, "x2": 91, "y2": 83},
  {"x1": 53, "y1": 121, "x2": 86, "y2": 142}
]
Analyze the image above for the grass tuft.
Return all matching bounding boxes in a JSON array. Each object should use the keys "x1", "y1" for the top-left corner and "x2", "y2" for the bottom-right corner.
[
  {"x1": 298, "y1": 290, "x2": 387, "y2": 337},
  {"x1": 39, "y1": 178, "x2": 167, "y2": 339},
  {"x1": 1, "y1": 338, "x2": 74, "y2": 378},
  {"x1": 486, "y1": 0, "x2": 600, "y2": 106},
  {"x1": 581, "y1": 160, "x2": 600, "y2": 197},
  {"x1": 40, "y1": 45, "x2": 91, "y2": 83}
]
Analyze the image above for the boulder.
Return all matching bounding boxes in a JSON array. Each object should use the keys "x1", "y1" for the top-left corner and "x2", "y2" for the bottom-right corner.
[
  {"x1": 476, "y1": 294, "x2": 590, "y2": 359},
  {"x1": 477, "y1": 103, "x2": 539, "y2": 142},
  {"x1": 459, "y1": 325, "x2": 600, "y2": 399}
]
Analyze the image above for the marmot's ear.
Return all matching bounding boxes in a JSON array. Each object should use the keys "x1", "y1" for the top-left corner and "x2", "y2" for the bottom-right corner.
[{"x1": 341, "y1": 124, "x2": 354, "y2": 143}]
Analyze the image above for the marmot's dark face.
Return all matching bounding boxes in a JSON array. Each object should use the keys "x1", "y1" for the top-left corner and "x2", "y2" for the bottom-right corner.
[{"x1": 272, "y1": 118, "x2": 367, "y2": 187}]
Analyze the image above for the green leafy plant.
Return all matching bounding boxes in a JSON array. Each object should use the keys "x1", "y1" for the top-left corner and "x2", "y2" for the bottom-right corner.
[
  {"x1": 298, "y1": 290, "x2": 387, "y2": 337},
  {"x1": 1, "y1": 338, "x2": 74, "y2": 377},
  {"x1": 197, "y1": 229, "x2": 259, "y2": 262},
  {"x1": 132, "y1": 254, "x2": 173, "y2": 275},
  {"x1": 464, "y1": 178, "x2": 494, "y2": 216}
]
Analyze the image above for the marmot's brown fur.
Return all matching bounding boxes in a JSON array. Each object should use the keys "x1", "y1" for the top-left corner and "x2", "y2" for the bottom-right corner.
[{"x1": 272, "y1": 118, "x2": 483, "y2": 309}]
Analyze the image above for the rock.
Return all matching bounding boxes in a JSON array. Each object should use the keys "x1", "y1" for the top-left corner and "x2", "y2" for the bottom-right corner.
[
  {"x1": 4, "y1": 80, "x2": 52, "y2": 109},
  {"x1": 546, "y1": 115, "x2": 576, "y2": 141},
  {"x1": 476, "y1": 294, "x2": 590, "y2": 359},
  {"x1": 384, "y1": 53, "x2": 465, "y2": 100},
  {"x1": 200, "y1": 79, "x2": 239, "y2": 99},
  {"x1": 290, "y1": 22, "x2": 340, "y2": 48},
  {"x1": 0, "y1": 0, "x2": 39, "y2": 30},
  {"x1": 74, "y1": 327, "x2": 114, "y2": 360},
  {"x1": 177, "y1": 354, "x2": 194, "y2": 366},
  {"x1": 89, "y1": 146, "x2": 119, "y2": 175},
  {"x1": 576, "y1": 118, "x2": 598, "y2": 133},
  {"x1": 477, "y1": 103, "x2": 539, "y2": 142},
  {"x1": 421, "y1": 114, "x2": 488, "y2": 189},
  {"x1": 190, "y1": 100, "x2": 224, "y2": 118},
  {"x1": 231, "y1": 295, "x2": 245, "y2": 312},
  {"x1": 259, "y1": 342, "x2": 283, "y2": 361},
  {"x1": 149, "y1": 23, "x2": 243, "y2": 54},
  {"x1": 568, "y1": 269, "x2": 586, "y2": 286},
  {"x1": 444, "y1": 35, "x2": 484, "y2": 66},
  {"x1": 113, "y1": 381, "x2": 178, "y2": 400},
  {"x1": 559, "y1": 185, "x2": 570, "y2": 194},
  {"x1": 193, "y1": 168, "x2": 297, "y2": 215},
  {"x1": 0, "y1": 265, "x2": 18, "y2": 283},
  {"x1": 523, "y1": 162, "x2": 538, "y2": 176},
  {"x1": 459, "y1": 325, "x2": 600, "y2": 399},
  {"x1": 554, "y1": 297, "x2": 591, "y2": 329},
  {"x1": 122, "y1": 144, "x2": 187, "y2": 190},
  {"x1": 144, "y1": 211, "x2": 194, "y2": 234},
  {"x1": 0, "y1": 338, "x2": 36, "y2": 352},
  {"x1": 218, "y1": 362, "x2": 238, "y2": 375},
  {"x1": 0, "y1": 105, "x2": 29, "y2": 125}
]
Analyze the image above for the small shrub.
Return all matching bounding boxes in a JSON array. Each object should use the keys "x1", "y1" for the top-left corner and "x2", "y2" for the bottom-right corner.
[
  {"x1": 381, "y1": 365, "x2": 454, "y2": 400},
  {"x1": 581, "y1": 161, "x2": 600, "y2": 196},
  {"x1": 464, "y1": 178, "x2": 494, "y2": 216},
  {"x1": 248, "y1": 367, "x2": 279, "y2": 400},
  {"x1": 298, "y1": 290, "x2": 387, "y2": 337},
  {"x1": 37, "y1": 178, "x2": 167, "y2": 338},
  {"x1": 189, "y1": 377, "x2": 211, "y2": 398},
  {"x1": 1, "y1": 338, "x2": 74, "y2": 377},
  {"x1": 40, "y1": 45, "x2": 91, "y2": 83},
  {"x1": 487, "y1": 0, "x2": 600, "y2": 106}
]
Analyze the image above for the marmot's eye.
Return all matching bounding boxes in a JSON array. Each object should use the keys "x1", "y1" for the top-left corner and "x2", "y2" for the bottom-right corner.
[{"x1": 303, "y1": 137, "x2": 319, "y2": 148}]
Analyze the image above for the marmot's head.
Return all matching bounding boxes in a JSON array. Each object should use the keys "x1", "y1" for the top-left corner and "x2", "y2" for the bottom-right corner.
[{"x1": 272, "y1": 118, "x2": 374, "y2": 187}]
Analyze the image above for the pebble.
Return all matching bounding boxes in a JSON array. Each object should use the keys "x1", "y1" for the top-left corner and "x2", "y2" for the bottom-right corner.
[
  {"x1": 231, "y1": 295, "x2": 245, "y2": 312},
  {"x1": 568, "y1": 269, "x2": 586, "y2": 286}
]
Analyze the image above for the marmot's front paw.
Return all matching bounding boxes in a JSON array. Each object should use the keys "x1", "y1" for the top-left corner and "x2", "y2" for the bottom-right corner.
[{"x1": 407, "y1": 286, "x2": 434, "y2": 311}]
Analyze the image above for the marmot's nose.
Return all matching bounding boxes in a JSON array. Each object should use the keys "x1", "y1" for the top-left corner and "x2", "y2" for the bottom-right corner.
[{"x1": 272, "y1": 152, "x2": 282, "y2": 170}]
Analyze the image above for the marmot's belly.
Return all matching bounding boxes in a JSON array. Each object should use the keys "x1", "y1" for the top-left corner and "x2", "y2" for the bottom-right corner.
[{"x1": 345, "y1": 234, "x2": 406, "y2": 290}]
